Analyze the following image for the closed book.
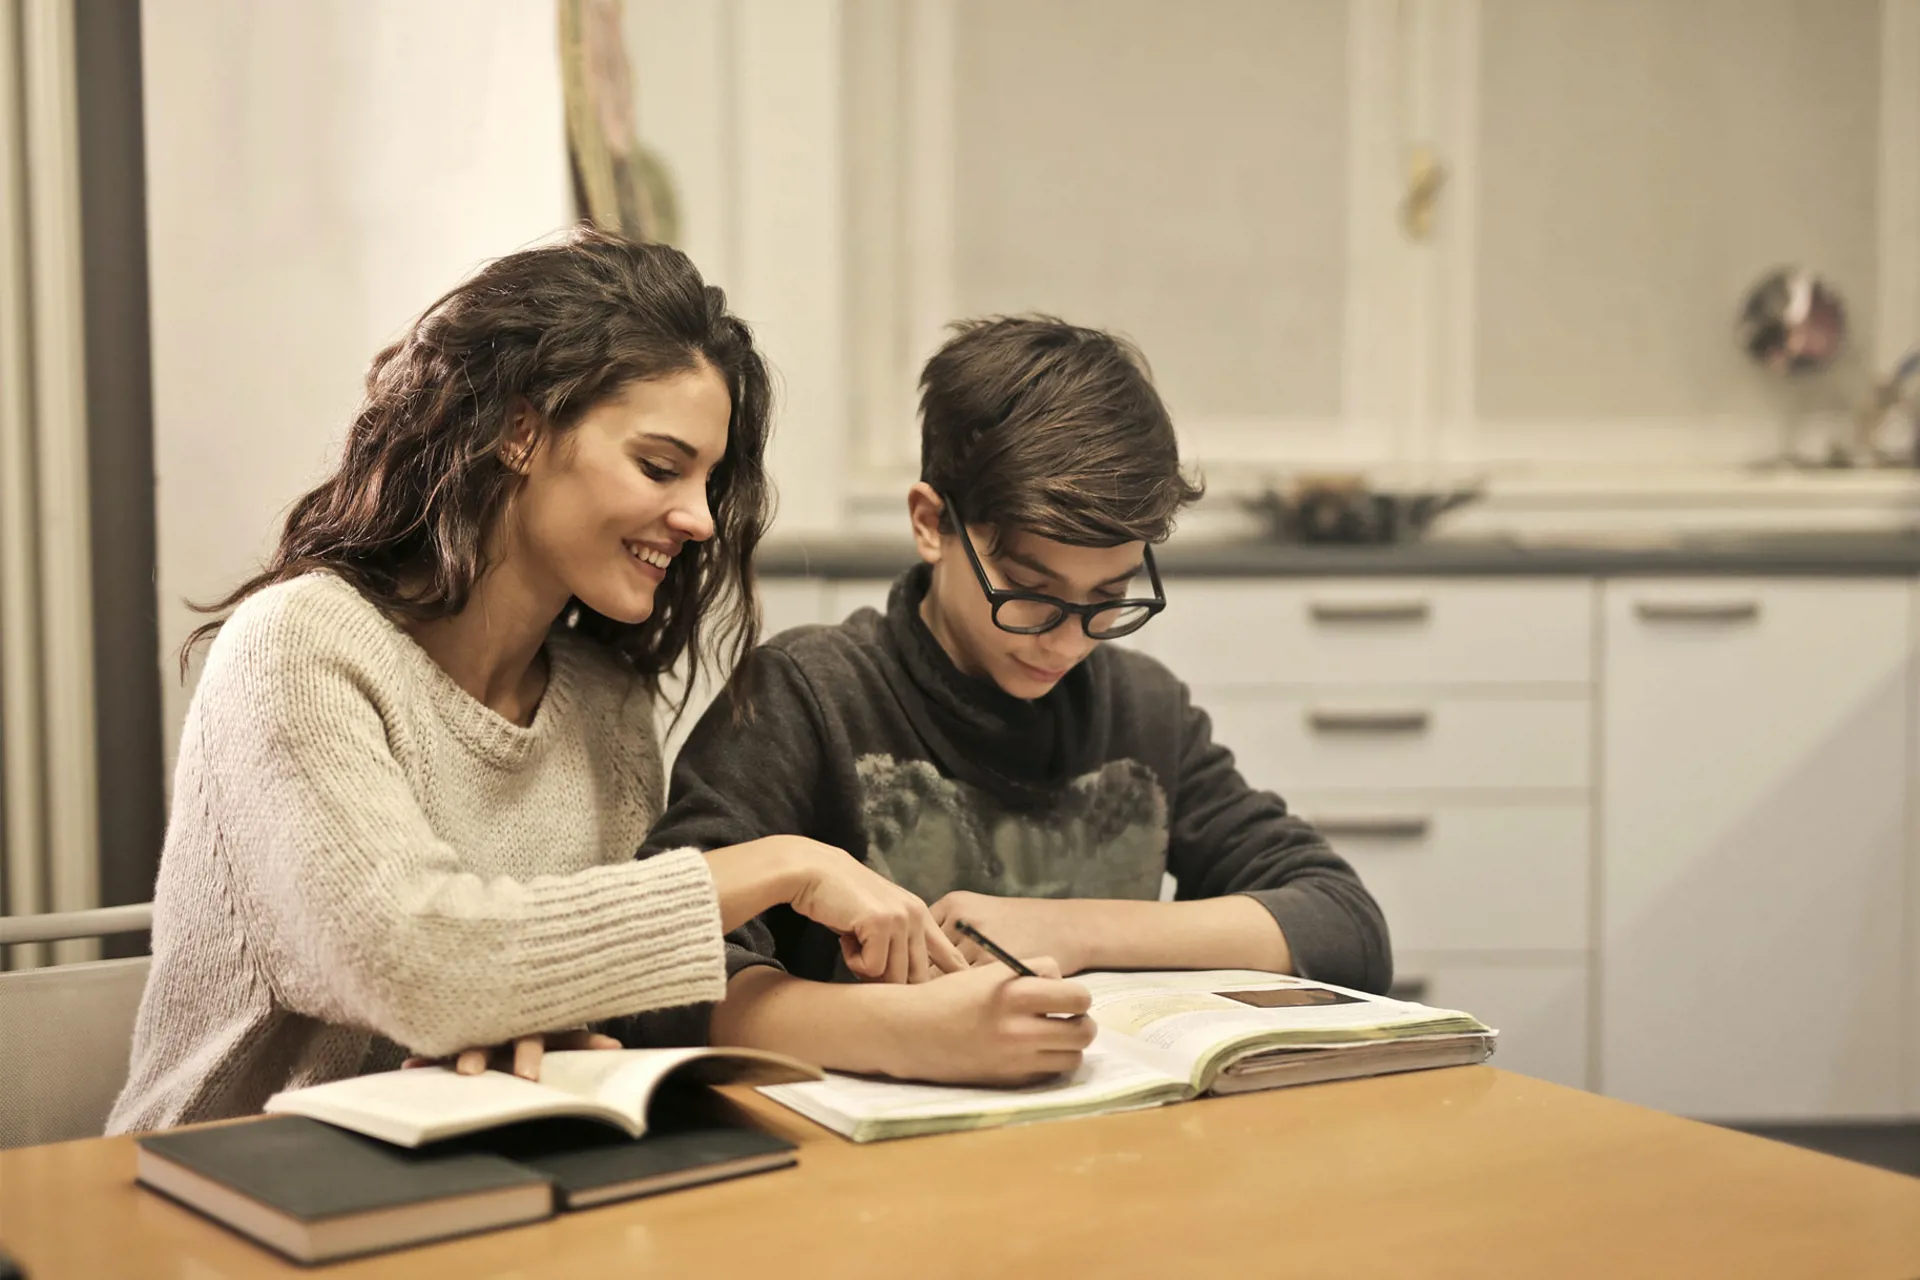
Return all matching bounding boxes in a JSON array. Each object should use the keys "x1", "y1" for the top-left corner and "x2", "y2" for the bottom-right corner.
[
  {"x1": 135, "y1": 1116, "x2": 552, "y2": 1264},
  {"x1": 473, "y1": 1115, "x2": 799, "y2": 1209}
]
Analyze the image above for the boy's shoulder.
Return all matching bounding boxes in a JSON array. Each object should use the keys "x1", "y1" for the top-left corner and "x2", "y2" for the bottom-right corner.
[
  {"x1": 760, "y1": 603, "x2": 889, "y2": 665},
  {"x1": 748, "y1": 607, "x2": 894, "y2": 701}
]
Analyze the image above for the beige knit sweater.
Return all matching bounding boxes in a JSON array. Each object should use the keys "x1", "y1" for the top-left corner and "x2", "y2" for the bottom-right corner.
[{"x1": 108, "y1": 572, "x2": 726, "y2": 1134}]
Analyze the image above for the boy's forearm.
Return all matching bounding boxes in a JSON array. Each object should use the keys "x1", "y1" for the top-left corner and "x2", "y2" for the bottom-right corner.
[
  {"x1": 709, "y1": 966, "x2": 905, "y2": 1076},
  {"x1": 1068, "y1": 896, "x2": 1294, "y2": 974}
]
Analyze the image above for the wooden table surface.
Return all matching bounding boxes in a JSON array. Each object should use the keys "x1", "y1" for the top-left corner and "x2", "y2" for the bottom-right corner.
[{"x1": 2, "y1": 1067, "x2": 1917, "y2": 1279}]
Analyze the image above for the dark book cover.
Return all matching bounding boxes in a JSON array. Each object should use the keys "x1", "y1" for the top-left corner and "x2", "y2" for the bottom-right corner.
[
  {"x1": 137, "y1": 1116, "x2": 547, "y2": 1221},
  {"x1": 134, "y1": 1092, "x2": 798, "y2": 1260},
  {"x1": 471, "y1": 1116, "x2": 798, "y2": 1208}
]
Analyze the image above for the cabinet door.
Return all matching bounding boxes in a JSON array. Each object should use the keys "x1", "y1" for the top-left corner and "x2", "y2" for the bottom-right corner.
[
  {"x1": 1393, "y1": 958, "x2": 1589, "y2": 1092},
  {"x1": 1137, "y1": 579, "x2": 1593, "y2": 687},
  {"x1": 1289, "y1": 799, "x2": 1591, "y2": 953},
  {"x1": 1446, "y1": 0, "x2": 1890, "y2": 467},
  {"x1": 824, "y1": 580, "x2": 894, "y2": 624},
  {"x1": 1201, "y1": 692, "x2": 1590, "y2": 793},
  {"x1": 840, "y1": 0, "x2": 1407, "y2": 474},
  {"x1": 1600, "y1": 580, "x2": 1909, "y2": 1119},
  {"x1": 761, "y1": 580, "x2": 831, "y2": 638}
]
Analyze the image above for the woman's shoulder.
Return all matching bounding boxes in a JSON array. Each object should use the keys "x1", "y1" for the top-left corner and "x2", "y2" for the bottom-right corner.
[
  {"x1": 222, "y1": 570, "x2": 394, "y2": 639},
  {"x1": 205, "y1": 571, "x2": 409, "y2": 682}
]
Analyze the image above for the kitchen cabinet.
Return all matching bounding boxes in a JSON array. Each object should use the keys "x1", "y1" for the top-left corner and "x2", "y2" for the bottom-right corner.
[
  {"x1": 811, "y1": 0, "x2": 1915, "y2": 483},
  {"x1": 1155, "y1": 578, "x2": 1598, "y2": 1090},
  {"x1": 1599, "y1": 579, "x2": 1910, "y2": 1119}
]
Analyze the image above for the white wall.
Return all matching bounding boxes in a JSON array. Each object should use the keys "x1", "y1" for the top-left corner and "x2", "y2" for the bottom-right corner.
[{"x1": 143, "y1": 0, "x2": 573, "y2": 767}]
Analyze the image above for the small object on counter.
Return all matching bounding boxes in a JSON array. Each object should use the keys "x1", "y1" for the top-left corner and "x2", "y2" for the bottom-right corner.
[
  {"x1": 1739, "y1": 267, "x2": 1847, "y2": 375},
  {"x1": 1239, "y1": 473, "x2": 1483, "y2": 545}
]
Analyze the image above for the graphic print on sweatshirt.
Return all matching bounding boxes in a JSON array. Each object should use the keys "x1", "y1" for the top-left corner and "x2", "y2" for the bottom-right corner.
[{"x1": 854, "y1": 754, "x2": 1170, "y2": 904}]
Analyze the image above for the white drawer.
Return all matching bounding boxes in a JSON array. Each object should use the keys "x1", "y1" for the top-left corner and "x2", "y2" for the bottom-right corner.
[
  {"x1": 825, "y1": 579, "x2": 893, "y2": 624},
  {"x1": 1391, "y1": 958, "x2": 1589, "y2": 1091},
  {"x1": 1138, "y1": 579, "x2": 1593, "y2": 686},
  {"x1": 759, "y1": 580, "x2": 830, "y2": 637},
  {"x1": 1288, "y1": 800, "x2": 1590, "y2": 952},
  {"x1": 1201, "y1": 692, "x2": 1591, "y2": 792}
]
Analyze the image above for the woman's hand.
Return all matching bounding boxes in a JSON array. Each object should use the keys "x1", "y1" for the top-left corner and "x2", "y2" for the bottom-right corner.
[
  {"x1": 788, "y1": 846, "x2": 971, "y2": 983},
  {"x1": 703, "y1": 837, "x2": 966, "y2": 983},
  {"x1": 401, "y1": 1028, "x2": 622, "y2": 1080}
]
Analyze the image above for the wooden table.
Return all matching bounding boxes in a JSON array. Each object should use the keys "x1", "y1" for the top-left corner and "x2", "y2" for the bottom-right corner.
[{"x1": 3, "y1": 1068, "x2": 1917, "y2": 1279}]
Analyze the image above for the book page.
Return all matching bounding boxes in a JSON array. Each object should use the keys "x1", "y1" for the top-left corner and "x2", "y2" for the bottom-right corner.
[
  {"x1": 758, "y1": 1029, "x2": 1189, "y2": 1141},
  {"x1": 1079, "y1": 970, "x2": 1490, "y2": 1089},
  {"x1": 265, "y1": 1049, "x2": 821, "y2": 1147},
  {"x1": 538, "y1": 1047, "x2": 823, "y2": 1132},
  {"x1": 264, "y1": 1067, "x2": 591, "y2": 1146}
]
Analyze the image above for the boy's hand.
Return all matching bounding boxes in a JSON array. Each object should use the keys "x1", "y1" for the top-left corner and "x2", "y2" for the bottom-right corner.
[
  {"x1": 877, "y1": 959, "x2": 1095, "y2": 1085},
  {"x1": 931, "y1": 891, "x2": 1088, "y2": 975}
]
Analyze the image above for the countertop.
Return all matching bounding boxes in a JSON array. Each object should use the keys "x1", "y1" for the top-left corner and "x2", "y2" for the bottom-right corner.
[{"x1": 756, "y1": 529, "x2": 1920, "y2": 579}]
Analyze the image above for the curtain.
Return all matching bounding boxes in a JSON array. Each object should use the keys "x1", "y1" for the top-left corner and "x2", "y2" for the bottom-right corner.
[{"x1": 0, "y1": 0, "x2": 101, "y2": 969}]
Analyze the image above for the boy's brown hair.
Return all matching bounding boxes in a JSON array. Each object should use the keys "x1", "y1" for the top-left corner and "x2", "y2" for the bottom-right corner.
[{"x1": 918, "y1": 315, "x2": 1203, "y2": 549}]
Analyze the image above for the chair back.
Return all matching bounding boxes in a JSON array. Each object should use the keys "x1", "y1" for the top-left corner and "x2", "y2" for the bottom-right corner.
[{"x1": 0, "y1": 905, "x2": 153, "y2": 1149}]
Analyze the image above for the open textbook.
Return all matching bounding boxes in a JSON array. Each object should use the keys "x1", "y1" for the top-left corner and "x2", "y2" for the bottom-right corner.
[
  {"x1": 760, "y1": 969, "x2": 1495, "y2": 1142},
  {"x1": 264, "y1": 1047, "x2": 820, "y2": 1148}
]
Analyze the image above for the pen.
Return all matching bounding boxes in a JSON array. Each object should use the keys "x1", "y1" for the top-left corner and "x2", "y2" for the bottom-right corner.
[{"x1": 953, "y1": 920, "x2": 1037, "y2": 977}]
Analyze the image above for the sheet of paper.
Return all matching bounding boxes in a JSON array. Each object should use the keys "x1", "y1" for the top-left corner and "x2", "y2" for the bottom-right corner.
[
  {"x1": 760, "y1": 1028, "x2": 1183, "y2": 1126},
  {"x1": 264, "y1": 1067, "x2": 572, "y2": 1144},
  {"x1": 539, "y1": 1048, "x2": 822, "y2": 1129}
]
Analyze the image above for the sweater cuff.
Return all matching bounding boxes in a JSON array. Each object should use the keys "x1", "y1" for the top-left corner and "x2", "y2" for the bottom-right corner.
[
  {"x1": 508, "y1": 847, "x2": 728, "y2": 1033},
  {"x1": 605, "y1": 942, "x2": 785, "y2": 1049},
  {"x1": 1239, "y1": 885, "x2": 1389, "y2": 994}
]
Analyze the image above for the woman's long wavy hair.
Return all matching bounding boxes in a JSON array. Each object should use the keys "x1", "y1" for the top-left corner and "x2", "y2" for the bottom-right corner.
[{"x1": 186, "y1": 225, "x2": 774, "y2": 712}]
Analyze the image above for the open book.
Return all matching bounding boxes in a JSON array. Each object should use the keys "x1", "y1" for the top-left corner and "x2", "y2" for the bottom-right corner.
[
  {"x1": 760, "y1": 969, "x2": 1495, "y2": 1142},
  {"x1": 264, "y1": 1047, "x2": 820, "y2": 1148}
]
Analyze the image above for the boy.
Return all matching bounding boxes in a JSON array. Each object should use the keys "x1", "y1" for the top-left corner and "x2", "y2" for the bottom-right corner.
[{"x1": 643, "y1": 316, "x2": 1390, "y2": 1084}]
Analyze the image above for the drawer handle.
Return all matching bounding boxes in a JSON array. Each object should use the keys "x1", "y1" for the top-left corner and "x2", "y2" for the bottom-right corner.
[
  {"x1": 1387, "y1": 978, "x2": 1429, "y2": 1003},
  {"x1": 1308, "y1": 599, "x2": 1430, "y2": 624},
  {"x1": 1308, "y1": 708, "x2": 1431, "y2": 734},
  {"x1": 1634, "y1": 600, "x2": 1761, "y2": 623},
  {"x1": 1313, "y1": 815, "x2": 1432, "y2": 840}
]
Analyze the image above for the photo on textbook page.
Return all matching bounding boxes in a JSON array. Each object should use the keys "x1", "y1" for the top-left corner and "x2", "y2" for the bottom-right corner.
[{"x1": 1217, "y1": 987, "x2": 1362, "y2": 1010}]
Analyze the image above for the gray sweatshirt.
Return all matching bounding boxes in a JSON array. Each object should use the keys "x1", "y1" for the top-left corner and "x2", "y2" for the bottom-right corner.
[{"x1": 644, "y1": 565, "x2": 1392, "y2": 993}]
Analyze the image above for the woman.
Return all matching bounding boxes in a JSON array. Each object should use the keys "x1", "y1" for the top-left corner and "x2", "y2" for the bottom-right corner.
[{"x1": 109, "y1": 227, "x2": 963, "y2": 1134}]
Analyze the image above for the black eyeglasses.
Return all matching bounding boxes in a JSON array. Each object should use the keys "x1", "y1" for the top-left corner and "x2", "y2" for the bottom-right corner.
[{"x1": 943, "y1": 494, "x2": 1166, "y2": 640}]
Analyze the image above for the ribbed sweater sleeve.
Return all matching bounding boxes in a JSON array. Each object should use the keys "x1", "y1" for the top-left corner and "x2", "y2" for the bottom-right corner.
[{"x1": 197, "y1": 584, "x2": 727, "y2": 1058}]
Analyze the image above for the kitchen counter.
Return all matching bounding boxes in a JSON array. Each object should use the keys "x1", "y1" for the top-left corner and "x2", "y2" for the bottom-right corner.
[{"x1": 756, "y1": 529, "x2": 1920, "y2": 579}]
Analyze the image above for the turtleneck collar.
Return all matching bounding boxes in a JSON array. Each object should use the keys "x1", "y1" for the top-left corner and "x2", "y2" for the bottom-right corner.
[{"x1": 876, "y1": 563, "x2": 1110, "y2": 806}]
